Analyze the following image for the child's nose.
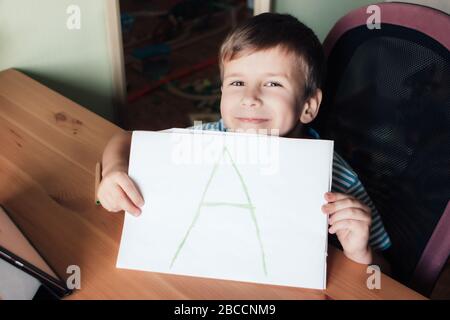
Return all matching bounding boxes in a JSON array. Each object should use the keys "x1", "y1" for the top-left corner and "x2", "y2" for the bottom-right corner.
[{"x1": 240, "y1": 87, "x2": 261, "y2": 108}]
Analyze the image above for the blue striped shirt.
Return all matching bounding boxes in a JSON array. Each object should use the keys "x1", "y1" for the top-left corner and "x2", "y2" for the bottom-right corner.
[{"x1": 190, "y1": 119, "x2": 392, "y2": 251}]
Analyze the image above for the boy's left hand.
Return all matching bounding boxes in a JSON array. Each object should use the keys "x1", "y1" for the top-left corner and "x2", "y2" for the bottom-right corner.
[{"x1": 322, "y1": 192, "x2": 372, "y2": 264}]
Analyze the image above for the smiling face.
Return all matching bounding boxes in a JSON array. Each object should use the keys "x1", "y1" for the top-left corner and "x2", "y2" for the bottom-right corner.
[{"x1": 220, "y1": 46, "x2": 306, "y2": 136}]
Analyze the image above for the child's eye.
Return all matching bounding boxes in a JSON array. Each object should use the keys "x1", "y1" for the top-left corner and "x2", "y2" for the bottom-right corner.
[
  {"x1": 265, "y1": 82, "x2": 282, "y2": 87},
  {"x1": 230, "y1": 81, "x2": 244, "y2": 86}
]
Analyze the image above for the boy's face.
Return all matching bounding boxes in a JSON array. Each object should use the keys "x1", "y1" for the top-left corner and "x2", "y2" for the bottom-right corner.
[{"x1": 220, "y1": 46, "x2": 307, "y2": 136}]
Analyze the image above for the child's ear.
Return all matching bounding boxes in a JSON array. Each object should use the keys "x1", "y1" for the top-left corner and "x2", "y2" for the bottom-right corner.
[{"x1": 299, "y1": 89, "x2": 322, "y2": 124}]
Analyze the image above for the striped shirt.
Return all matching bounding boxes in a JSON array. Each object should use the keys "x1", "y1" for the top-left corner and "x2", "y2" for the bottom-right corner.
[{"x1": 190, "y1": 119, "x2": 392, "y2": 251}]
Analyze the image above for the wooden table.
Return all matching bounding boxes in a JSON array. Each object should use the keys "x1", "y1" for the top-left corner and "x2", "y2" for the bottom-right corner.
[{"x1": 0, "y1": 69, "x2": 425, "y2": 300}]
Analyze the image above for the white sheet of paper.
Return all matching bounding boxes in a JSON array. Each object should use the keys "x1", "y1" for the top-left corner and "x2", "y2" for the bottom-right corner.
[{"x1": 117, "y1": 129, "x2": 333, "y2": 290}]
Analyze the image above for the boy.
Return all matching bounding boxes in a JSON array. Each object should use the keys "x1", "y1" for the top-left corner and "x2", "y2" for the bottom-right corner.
[{"x1": 98, "y1": 13, "x2": 391, "y2": 267}]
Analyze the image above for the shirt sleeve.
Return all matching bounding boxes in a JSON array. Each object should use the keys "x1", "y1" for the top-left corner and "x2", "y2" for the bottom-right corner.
[
  {"x1": 188, "y1": 119, "x2": 224, "y2": 131},
  {"x1": 331, "y1": 152, "x2": 392, "y2": 251}
]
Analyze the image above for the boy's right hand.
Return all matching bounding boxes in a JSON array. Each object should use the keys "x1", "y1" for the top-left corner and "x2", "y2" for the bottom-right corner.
[{"x1": 97, "y1": 171, "x2": 144, "y2": 217}]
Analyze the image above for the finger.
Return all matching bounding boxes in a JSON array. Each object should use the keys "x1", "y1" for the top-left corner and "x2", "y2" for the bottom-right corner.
[
  {"x1": 322, "y1": 197, "x2": 370, "y2": 214},
  {"x1": 329, "y1": 219, "x2": 368, "y2": 234},
  {"x1": 97, "y1": 180, "x2": 120, "y2": 212},
  {"x1": 115, "y1": 174, "x2": 145, "y2": 207},
  {"x1": 104, "y1": 192, "x2": 121, "y2": 212},
  {"x1": 112, "y1": 185, "x2": 141, "y2": 216},
  {"x1": 324, "y1": 192, "x2": 353, "y2": 202},
  {"x1": 98, "y1": 186, "x2": 115, "y2": 211},
  {"x1": 99, "y1": 195, "x2": 113, "y2": 212},
  {"x1": 324, "y1": 192, "x2": 355, "y2": 202},
  {"x1": 96, "y1": 181, "x2": 108, "y2": 205},
  {"x1": 328, "y1": 209, "x2": 371, "y2": 225}
]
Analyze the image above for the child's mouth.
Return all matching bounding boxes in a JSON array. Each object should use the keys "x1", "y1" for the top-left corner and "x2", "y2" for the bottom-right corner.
[{"x1": 235, "y1": 117, "x2": 269, "y2": 124}]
